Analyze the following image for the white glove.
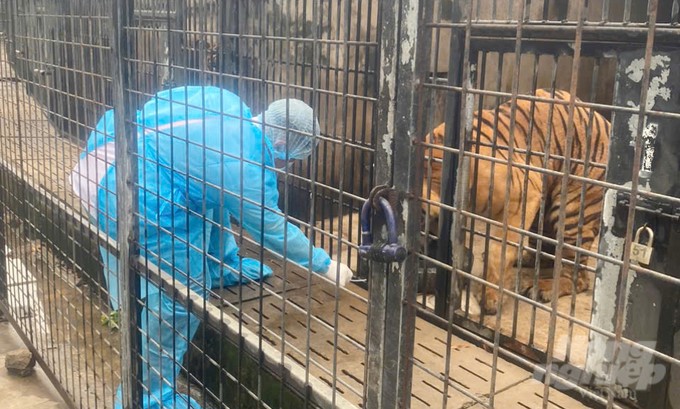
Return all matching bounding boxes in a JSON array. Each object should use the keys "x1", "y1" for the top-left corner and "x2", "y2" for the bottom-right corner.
[{"x1": 322, "y1": 260, "x2": 354, "y2": 287}]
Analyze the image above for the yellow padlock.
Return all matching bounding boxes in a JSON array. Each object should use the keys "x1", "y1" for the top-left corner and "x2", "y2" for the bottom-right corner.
[{"x1": 630, "y1": 225, "x2": 654, "y2": 266}]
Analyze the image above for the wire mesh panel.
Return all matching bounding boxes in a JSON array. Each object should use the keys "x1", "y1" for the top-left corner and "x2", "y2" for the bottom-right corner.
[
  {"x1": 2, "y1": 0, "x2": 680, "y2": 409},
  {"x1": 118, "y1": 1, "x2": 381, "y2": 407},
  {"x1": 0, "y1": 0, "x2": 121, "y2": 408},
  {"x1": 418, "y1": 0, "x2": 680, "y2": 408},
  {"x1": 2, "y1": 0, "x2": 378, "y2": 408}
]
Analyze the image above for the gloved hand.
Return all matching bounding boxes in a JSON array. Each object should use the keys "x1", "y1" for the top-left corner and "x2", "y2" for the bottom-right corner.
[{"x1": 321, "y1": 260, "x2": 354, "y2": 287}]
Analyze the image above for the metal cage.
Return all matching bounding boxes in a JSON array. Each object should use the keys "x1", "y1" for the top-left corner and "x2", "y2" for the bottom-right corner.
[{"x1": 1, "y1": 1, "x2": 679, "y2": 409}]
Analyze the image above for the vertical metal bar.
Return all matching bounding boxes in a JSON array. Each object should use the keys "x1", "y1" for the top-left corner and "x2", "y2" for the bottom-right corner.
[
  {"x1": 278, "y1": 3, "x2": 292, "y2": 406},
  {"x1": 328, "y1": 0, "x2": 353, "y2": 404},
  {"x1": 434, "y1": 1, "x2": 465, "y2": 319},
  {"x1": 110, "y1": 0, "x2": 141, "y2": 408},
  {"x1": 304, "y1": 2, "x2": 322, "y2": 407},
  {"x1": 476, "y1": 49, "x2": 507, "y2": 326},
  {"x1": 624, "y1": 0, "x2": 633, "y2": 23},
  {"x1": 481, "y1": 2, "x2": 530, "y2": 406},
  {"x1": 438, "y1": 1, "x2": 474, "y2": 405},
  {"x1": 607, "y1": 1, "x2": 660, "y2": 408},
  {"x1": 602, "y1": 0, "x2": 611, "y2": 22},
  {"x1": 6, "y1": 0, "x2": 22, "y2": 324},
  {"x1": 528, "y1": 57, "x2": 559, "y2": 347},
  {"x1": 0, "y1": 0, "x2": 8, "y2": 315},
  {"x1": 234, "y1": 2, "x2": 245, "y2": 405},
  {"x1": 542, "y1": 0, "x2": 550, "y2": 20},
  {"x1": 542, "y1": 1, "x2": 588, "y2": 407},
  {"x1": 564, "y1": 61, "x2": 601, "y2": 366},
  {"x1": 0, "y1": 185, "x2": 6, "y2": 318},
  {"x1": 510, "y1": 53, "x2": 541, "y2": 340},
  {"x1": 364, "y1": 0, "x2": 429, "y2": 407},
  {"x1": 364, "y1": 0, "x2": 390, "y2": 403},
  {"x1": 318, "y1": 0, "x2": 333, "y2": 235}
]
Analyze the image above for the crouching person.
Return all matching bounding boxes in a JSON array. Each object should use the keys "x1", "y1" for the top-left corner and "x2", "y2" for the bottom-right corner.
[{"x1": 69, "y1": 86, "x2": 354, "y2": 409}]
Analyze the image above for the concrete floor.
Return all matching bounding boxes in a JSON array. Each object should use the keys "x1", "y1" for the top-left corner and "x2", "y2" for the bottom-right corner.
[{"x1": 0, "y1": 318, "x2": 69, "y2": 409}]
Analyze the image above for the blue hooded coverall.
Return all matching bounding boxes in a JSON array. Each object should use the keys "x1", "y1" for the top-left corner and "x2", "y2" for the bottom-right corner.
[{"x1": 78, "y1": 86, "x2": 332, "y2": 408}]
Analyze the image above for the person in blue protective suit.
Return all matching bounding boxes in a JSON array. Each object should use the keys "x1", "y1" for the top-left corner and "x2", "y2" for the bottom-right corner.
[{"x1": 69, "y1": 86, "x2": 354, "y2": 409}]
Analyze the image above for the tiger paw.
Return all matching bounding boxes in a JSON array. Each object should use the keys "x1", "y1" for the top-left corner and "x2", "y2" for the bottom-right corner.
[
  {"x1": 482, "y1": 289, "x2": 499, "y2": 315},
  {"x1": 523, "y1": 283, "x2": 554, "y2": 303},
  {"x1": 536, "y1": 288, "x2": 554, "y2": 303}
]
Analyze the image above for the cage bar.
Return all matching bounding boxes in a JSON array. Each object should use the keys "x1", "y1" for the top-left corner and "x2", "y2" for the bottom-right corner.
[{"x1": 1, "y1": 1, "x2": 680, "y2": 409}]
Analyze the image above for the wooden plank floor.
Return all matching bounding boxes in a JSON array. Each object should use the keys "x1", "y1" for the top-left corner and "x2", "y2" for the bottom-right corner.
[{"x1": 211, "y1": 244, "x2": 594, "y2": 409}]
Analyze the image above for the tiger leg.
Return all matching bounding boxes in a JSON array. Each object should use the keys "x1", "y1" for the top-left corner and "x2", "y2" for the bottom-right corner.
[
  {"x1": 518, "y1": 219, "x2": 556, "y2": 269},
  {"x1": 481, "y1": 188, "x2": 543, "y2": 314},
  {"x1": 481, "y1": 225, "x2": 522, "y2": 315},
  {"x1": 527, "y1": 186, "x2": 600, "y2": 303},
  {"x1": 531, "y1": 247, "x2": 590, "y2": 303}
]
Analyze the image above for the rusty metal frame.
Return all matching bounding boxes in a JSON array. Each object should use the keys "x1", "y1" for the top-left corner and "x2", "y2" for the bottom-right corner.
[{"x1": 363, "y1": 0, "x2": 430, "y2": 406}]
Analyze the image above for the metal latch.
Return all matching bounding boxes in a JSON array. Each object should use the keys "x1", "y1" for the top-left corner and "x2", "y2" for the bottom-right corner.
[
  {"x1": 616, "y1": 191, "x2": 680, "y2": 222},
  {"x1": 359, "y1": 185, "x2": 407, "y2": 263}
]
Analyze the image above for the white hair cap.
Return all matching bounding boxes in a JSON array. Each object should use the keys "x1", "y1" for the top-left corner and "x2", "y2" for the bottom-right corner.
[{"x1": 254, "y1": 98, "x2": 321, "y2": 160}]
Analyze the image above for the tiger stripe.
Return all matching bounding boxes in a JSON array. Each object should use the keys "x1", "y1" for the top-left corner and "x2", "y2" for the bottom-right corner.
[{"x1": 422, "y1": 89, "x2": 610, "y2": 314}]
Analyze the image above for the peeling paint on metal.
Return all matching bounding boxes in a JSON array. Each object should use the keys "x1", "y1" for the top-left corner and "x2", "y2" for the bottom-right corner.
[
  {"x1": 400, "y1": 1, "x2": 418, "y2": 66},
  {"x1": 640, "y1": 122, "x2": 658, "y2": 173},
  {"x1": 625, "y1": 55, "x2": 672, "y2": 174},
  {"x1": 463, "y1": 74, "x2": 476, "y2": 133},
  {"x1": 625, "y1": 55, "x2": 670, "y2": 83},
  {"x1": 399, "y1": 198, "x2": 409, "y2": 245},
  {"x1": 401, "y1": 198, "x2": 409, "y2": 226},
  {"x1": 379, "y1": 38, "x2": 395, "y2": 174},
  {"x1": 382, "y1": 133, "x2": 393, "y2": 170},
  {"x1": 587, "y1": 191, "x2": 618, "y2": 376},
  {"x1": 588, "y1": 181, "x2": 649, "y2": 376},
  {"x1": 377, "y1": 0, "x2": 399, "y2": 180},
  {"x1": 591, "y1": 187, "x2": 624, "y2": 325},
  {"x1": 588, "y1": 53, "x2": 676, "y2": 384},
  {"x1": 397, "y1": 234, "x2": 406, "y2": 251}
]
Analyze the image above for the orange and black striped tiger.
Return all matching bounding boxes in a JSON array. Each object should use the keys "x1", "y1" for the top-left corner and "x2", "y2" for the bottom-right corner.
[{"x1": 423, "y1": 89, "x2": 610, "y2": 314}]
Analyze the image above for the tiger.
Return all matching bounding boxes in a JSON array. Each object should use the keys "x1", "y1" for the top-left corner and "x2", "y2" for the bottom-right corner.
[{"x1": 422, "y1": 89, "x2": 610, "y2": 314}]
